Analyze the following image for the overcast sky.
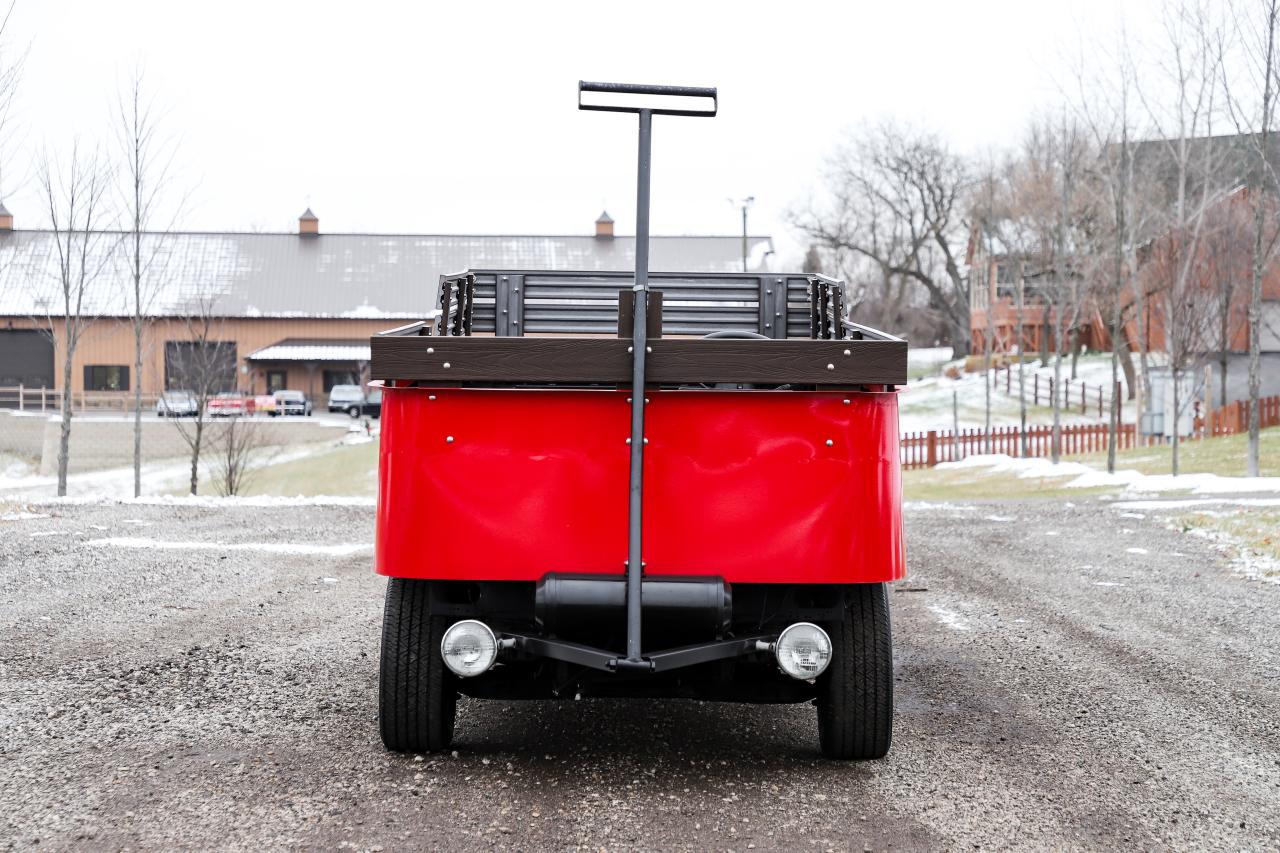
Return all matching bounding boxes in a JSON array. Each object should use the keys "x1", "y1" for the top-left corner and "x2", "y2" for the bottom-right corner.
[{"x1": 3, "y1": 0, "x2": 1159, "y2": 264}]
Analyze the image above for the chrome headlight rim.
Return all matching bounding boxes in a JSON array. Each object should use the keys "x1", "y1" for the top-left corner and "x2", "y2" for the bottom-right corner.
[
  {"x1": 439, "y1": 619, "x2": 498, "y2": 678},
  {"x1": 774, "y1": 621, "x2": 833, "y2": 681}
]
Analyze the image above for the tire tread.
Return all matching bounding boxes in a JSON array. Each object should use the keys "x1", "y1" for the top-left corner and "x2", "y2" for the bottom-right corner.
[
  {"x1": 379, "y1": 578, "x2": 456, "y2": 752},
  {"x1": 817, "y1": 582, "x2": 893, "y2": 760}
]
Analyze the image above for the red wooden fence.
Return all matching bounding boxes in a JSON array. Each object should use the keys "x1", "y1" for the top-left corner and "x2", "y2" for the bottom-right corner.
[
  {"x1": 1203, "y1": 395, "x2": 1280, "y2": 436},
  {"x1": 903, "y1": 394, "x2": 1280, "y2": 470},
  {"x1": 900, "y1": 423, "x2": 1153, "y2": 470}
]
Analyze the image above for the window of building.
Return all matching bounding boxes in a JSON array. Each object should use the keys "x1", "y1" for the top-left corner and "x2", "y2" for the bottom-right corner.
[
  {"x1": 84, "y1": 365, "x2": 129, "y2": 391},
  {"x1": 266, "y1": 370, "x2": 287, "y2": 393},
  {"x1": 323, "y1": 369, "x2": 359, "y2": 391},
  {"x1": 165, "y1": 341, "x2": 237, "y2": 392}
]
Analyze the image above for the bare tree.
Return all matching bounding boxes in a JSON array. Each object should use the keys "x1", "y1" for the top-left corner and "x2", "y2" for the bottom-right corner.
[
  {"x1": 166, "y1": 292, "x2": 237, "y2": 495},
  {"x1": 1198, "y1": 195, "x2": 1253, "y2": 406},
  {"x1": 1139, "y1": 0, "x2": 1232, "y2": 474},
  {"x1": 1045, "y1": 115, "x2": 1092, "y2": 463},
  {"x1": 1221, "y1": 0, "x2": 1280, "y2": 476},
  {"x1": 117, "y1": 68, "x2": 180, "y2": 498},
  {"x1": 790, "y1": 124, "x2": 973, "y2": 354},
  {"x1": 0, "y1": 2, "x2": 27, "y2": 328},
  {"x1": 1068, "y1": 32, "x2": 1155, "y2": 473},
  {"x1": 36, "y1": 143, "x2": 114, "y2": 496},
  {"x1": 999, "y1": 130, "x2": 1064, "y2": 456},
  {"x1": 211, "y1": 415, "x2": 270, "y2": 497}
]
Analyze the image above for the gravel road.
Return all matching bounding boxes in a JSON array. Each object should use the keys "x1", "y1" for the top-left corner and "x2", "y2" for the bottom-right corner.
[{"x1": 2, "y1": 498, "x2": 1278, "y2": 851}]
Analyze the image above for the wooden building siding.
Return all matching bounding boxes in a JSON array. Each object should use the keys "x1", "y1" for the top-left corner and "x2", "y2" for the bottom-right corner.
[{"x1": 0, "y1": 316, "x2": 401, "y2": 397}]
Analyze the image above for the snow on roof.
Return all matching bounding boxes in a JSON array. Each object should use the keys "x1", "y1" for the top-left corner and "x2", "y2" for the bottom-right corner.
[
  {"x1": 246, "y1": 339, "x2": 371, "y2": 362},
  {"x1": 0, "y1": 230, "x2": 774, "y2": 319}
]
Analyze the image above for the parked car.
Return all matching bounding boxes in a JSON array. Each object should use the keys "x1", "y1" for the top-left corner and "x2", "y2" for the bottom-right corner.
[
  {"x1": 353, "y1": 384, "x2": 381, "y2": 417},
  {"x1": 252, "y1": 395, "x2": 277, "y2": 416},
  {"x1": 341, "y1": 387, "x2": 381, "y2": 419},
  {"x1": 208, "y1": 392, "x2": 248, "y2": 417},
  {"x1": 273, "y1": 389, "x2": 313, "y2": 416},
  {"x1": 156, "y1": 390, "x2": 198, "y2": 418},
  {"x1": 327, "y1": 384, "x2": 365, "y2": 414}
]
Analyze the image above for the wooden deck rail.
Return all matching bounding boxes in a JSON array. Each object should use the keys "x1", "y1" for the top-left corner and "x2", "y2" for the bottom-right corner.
[{"x1": 0, "y1": 385, "x2": 162, "y2": 414}]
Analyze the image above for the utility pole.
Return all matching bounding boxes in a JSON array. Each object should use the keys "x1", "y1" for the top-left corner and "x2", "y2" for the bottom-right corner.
[{"x1": 730, "y1": 196, "x2": 754, "y2": 271}]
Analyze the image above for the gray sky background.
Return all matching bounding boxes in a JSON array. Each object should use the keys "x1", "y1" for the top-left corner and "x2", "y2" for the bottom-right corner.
[{"x1": 4, "y1": 0, "x2": 1159, "y2": 265}]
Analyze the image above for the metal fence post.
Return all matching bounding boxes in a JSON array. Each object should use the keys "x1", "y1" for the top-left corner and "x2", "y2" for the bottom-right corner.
[{"x1": 17, "y1": 383, "x2": 23, "y2": 411}]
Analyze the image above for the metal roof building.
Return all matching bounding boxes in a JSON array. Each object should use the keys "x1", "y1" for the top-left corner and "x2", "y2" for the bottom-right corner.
[
  {"x1": 0, "y1": 216, "x2": 775, "y2": 320},
  {"x1": 0, "y1": 210, "x2": 775, "y2": 400}
]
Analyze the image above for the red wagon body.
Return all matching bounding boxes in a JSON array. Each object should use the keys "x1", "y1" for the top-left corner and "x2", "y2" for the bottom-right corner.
[{"x1": 376, "y1": 387, "x2": 904, "y2": 585}]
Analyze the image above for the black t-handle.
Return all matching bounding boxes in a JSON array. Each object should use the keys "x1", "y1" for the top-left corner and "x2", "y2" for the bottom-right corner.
[{"x1": 578, "y1": 80, "x2": 717, "y2": 116}]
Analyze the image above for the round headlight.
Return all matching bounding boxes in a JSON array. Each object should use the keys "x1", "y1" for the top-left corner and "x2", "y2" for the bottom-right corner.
[
  {"x1": 440, "y1": 620, "x2": 498, "y2": 678},
  {"x1": 775, "y1": 622, "x2": 832, "y2": 680}
]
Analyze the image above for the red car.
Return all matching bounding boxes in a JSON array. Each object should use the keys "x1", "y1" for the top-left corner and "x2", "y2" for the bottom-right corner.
[
  {"x1": 370, "y1": 83, "x2": 906, "y2": 760},
  {"x1": 207, "y1": 392, "x2": 248, "y2": 417}
]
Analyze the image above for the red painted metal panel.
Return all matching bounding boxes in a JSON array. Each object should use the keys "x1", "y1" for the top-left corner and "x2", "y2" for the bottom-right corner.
[{"x1": 376, "y1": 386, "x2": 904, "y2": 584}]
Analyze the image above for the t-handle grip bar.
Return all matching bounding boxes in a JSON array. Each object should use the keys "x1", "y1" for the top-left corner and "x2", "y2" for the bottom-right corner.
[{"x1": 578, "y1": 80, "x2": 717, "y2": 116}]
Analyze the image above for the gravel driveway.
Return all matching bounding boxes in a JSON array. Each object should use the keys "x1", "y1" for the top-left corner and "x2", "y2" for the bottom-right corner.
[{"x1": 1, "y1": 498, "x2": 1277, "y2": 851}]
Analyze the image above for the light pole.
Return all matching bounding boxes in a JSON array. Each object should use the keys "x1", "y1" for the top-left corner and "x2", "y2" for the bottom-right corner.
[{"x1": 729, "y1": 196, "x2": 754, "y2": 271}]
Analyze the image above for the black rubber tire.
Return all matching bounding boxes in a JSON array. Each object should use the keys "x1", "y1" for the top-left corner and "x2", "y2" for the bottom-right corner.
[
  {"x1": 816, "y1": 582, "x2": 893, "y2": 760},
  {"x1": 347, "y1": 406, "x2": 360, "y2": 419},
  {"x1": 378, "y1": 578, "x2": 457, "y2": 752}
]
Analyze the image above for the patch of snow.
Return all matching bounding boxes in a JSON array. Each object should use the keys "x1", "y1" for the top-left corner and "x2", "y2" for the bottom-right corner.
[
  {"x1": 1093, "y1": 581, "x2": 1124, "y2": 587},
  {"x1": 0, "y1": 511, "x2": 49, "y2": 521},
  {"x1": 1067, "y1": 468, "x2": 1280, "y2": 493},
  {"x1": 938, "y1": 453, "x2": 1280, "y2": 496},
  {"x1": 1110, "y1": 497, "x2": 1280, "y2": 510},
  {"x1": 903, "y1": 500, "x2": 978, "y2": 512},
  {"x1": 908, "y1": 346, "x2": 953, "y2": 369},
  {"x1": 84, "y1": 537, "x2": 372, "y2": 557},
  {"x1": 1163, "y1": 521, "x2": 1280, "y2": 585},
  {"x1": 928, "y1": 605, "x2": 971, "y2": 631},
  {"x1": 1126, "y1": 547, "x2": 1149, "y2": 555},
  {"x1": 0, "y1": 441, "x2": 346, "y2": 502},
  {"x1": 1119, "y1": 512, "x2": 1146, "y2": 519},
  {"x1": 985, "y1": 514, "x2": 1016, "y2": 521},
  {"x1": 36, "y1": 494, "x2": 376, "y2": 508}
]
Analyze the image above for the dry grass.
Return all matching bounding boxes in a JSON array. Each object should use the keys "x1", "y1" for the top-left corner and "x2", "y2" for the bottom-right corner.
[{"x1": 1068, "y1": 426, "x2": 1279, "y2": 478}]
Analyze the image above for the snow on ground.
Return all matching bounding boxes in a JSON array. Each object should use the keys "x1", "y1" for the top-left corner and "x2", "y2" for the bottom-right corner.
[
  {"x1": 939, "y1": 453, "x2": 1280, "y2": 494},
  {"x1": 1105, "y1": 497, "x2": 1280, "y2": 586},
  {"x1": 898, "y1": 369, "x2": 1105, "y2": 434},
  {"x1": 28, "y1": 494, "x2": 377, "y2": 508},
  {"x1": 899, "y1": 352, "x2": 1152, "y2": 434},
  {"x1": 927, "y1": 604, "x2": 971, "y2": 631},
  {"x1": 0, "y1": 441, "x2": 343, "y2": 501},
  {"x1": 0, "y1": 510, "x2": 50, "y2": 521},
  {"x1": 1111, "y1": 497, "x2": 1280, "y2": 510},
  {"x1": 83, "y1": 537, "x2": 371, "y2": 557},
  {"x1": 908, "y1": 346, "x2": 954, "y2": 372}
]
